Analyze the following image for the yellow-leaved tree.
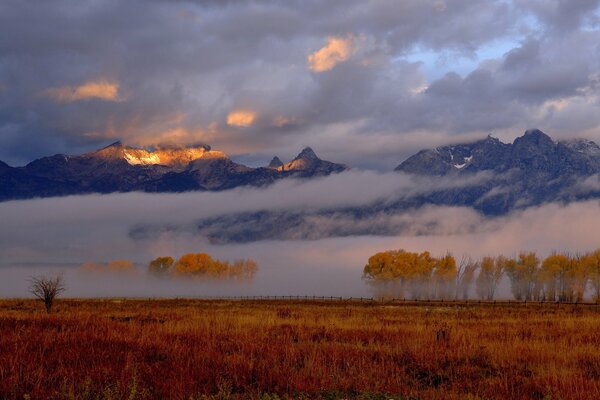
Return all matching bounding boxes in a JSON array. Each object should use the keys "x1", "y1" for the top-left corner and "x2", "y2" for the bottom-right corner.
[
  {"x1": 475, "y1": 256, "x2": 507, "y2": 300},
  {"x1": 432, "y1": 253, "x2": 457, "y2": 299},
  {"x1": 582, "y1": 249, "x2": 600, "y2": 302}
]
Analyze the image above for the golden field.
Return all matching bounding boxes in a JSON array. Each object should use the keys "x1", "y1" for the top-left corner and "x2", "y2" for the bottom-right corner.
[{"x1": 1, "y1": 299, "x2": 600, "y2": 399}]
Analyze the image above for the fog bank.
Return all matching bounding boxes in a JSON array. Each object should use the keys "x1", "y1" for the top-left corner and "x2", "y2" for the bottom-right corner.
[{"x1": 1, "y1": 172, "x2": 599, "y2": 298}]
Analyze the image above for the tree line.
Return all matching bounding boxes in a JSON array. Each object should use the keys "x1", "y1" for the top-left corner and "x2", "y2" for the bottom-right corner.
[
  {"x1": 363, "y1": 249, "x2": 600, "y2": 301},
  {"x1": 79, "y1": 253, "x2": 258, "y2": 281},
  {"x1": 148, "y1": 253, "x2": 257, "y2": 281}
]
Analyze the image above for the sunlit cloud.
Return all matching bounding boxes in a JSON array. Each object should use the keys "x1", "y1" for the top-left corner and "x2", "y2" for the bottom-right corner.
[
  {"x1": 227, "y1": 110, "x2": 257, "y2": 127},
  {"x1": 81, "y1": 111, "x2": 217, "y2": 147},
  {"x1": 308, "y1": 35, "x2": 356, "y2": 72},
  {"x1": 43, "y1": 80, "x2": 121, "y2": 102},
  {"x1": 272, "y1": 115, "x2": 299, "y2": 128}
]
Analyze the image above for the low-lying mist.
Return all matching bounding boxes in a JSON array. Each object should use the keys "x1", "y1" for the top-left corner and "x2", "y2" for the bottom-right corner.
[{"x1": 1, "y1": 170, "x2": 600, "y2": 298}]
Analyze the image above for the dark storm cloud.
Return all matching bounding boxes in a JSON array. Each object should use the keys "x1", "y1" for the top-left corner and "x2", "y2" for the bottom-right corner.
[{"x1": 0, "y1": 0, "x2": 599, "y2": 167}]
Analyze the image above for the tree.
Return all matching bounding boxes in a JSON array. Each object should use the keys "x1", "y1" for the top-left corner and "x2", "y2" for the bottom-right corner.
[
  {"x1": 567, "y1": 254, "x2": 590, "y2": 302},
  {"x1": 505, "y1": 253, "x2": 540, "y2": 300},
  {"x1": 363, "y1": 249, "x2": 436, "y2": 299},
  {"x1": 29, "y1": 275, "x2": 66, "y2": 313},
  {"x1": 582, "y1": 249, "x2": 600, "y2": 302},
  {"x1": 455, "y1": 256, "x2": 477, "y2": 300},
  {"x1": 172, "y1": 253, "x2": 258, "y2": 280},
  {"x1": 229, "y1": 259, "x2": 258, "y2": 281},
  {"x1": 475, "y1": 256, "x2": 505, "y2": 300},
  {"x1": 407, "y1": 251, "x2": 436, "y2": 299},
  {"x1": 79, "y1": 262, "x2": 105, "y2": 273},
  {"x1": 362, "y1": 251, "x2": 402, "y2": 298},
  {"x1": 148, "y1": 256, "x2": 174, "y2": 276},
  {"x1": 540, "y1": 253, "x2": 567, "y2": 301},
  {"x1": 433, "y1": 253, "x2": 457, "y2": 299},
  {"x1": 79, "y1": 260, "x2": 136, "y2": 275},
  {"x1": 108, "y1": 260, "x2": 136, "y2": 274},
  {"x1": 174, "y1": 253, "x2": 215, "y2": 276},
  {"x1": 540, "y1": 253, "x2": 586, "y2": 302}
]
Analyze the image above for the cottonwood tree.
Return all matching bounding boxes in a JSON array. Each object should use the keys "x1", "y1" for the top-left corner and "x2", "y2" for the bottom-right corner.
[
  {"x1": 79, "y1": 260, "x2": 136, "y2": 275},
  {"x1": 29, "y1": 275, "x2": 66, "y2": 313},
  {"x1": 475, "y1": 256, "x2": 506, "y2": 300},
  {"x1": 540, "y1": 253, "x2": 584, "y2": 301},
  {"x1": 540, "y1": 253, "x2": 567, "y2": 301},
  {"x1": 505, "y1": 253, "x2": 541, "y2": 301},
  {"x1": 582, "y1": 249, "x2": 600, "y2": 302},
  {"x1": 363, "y1": 250, "x2": 440, "y2": 299},
  {"x1": 148, "y1": 256, "x2": 175, "y2": 276},
  {"x1": 173, "y1": 253, "x2": 258, "y2": 281},
  {"x1": 229, "y1": 259, "x2": 258, "y2": 281},
  {"x1": 455, "y1": 256, "x2": 478, "y2": 300},
  {"x1": 108, "y1": 260, "x2": 136, "y2": 274},
  {"x1": 362, "y1": 251, "x2": 404, "y2": 298},
  {"x1": 433, "y1": 254, "x2": 457, "y2": 299}
]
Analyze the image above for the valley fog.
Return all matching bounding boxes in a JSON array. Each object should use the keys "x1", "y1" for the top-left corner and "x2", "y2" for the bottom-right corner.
[{"x1": 2, "y1": 172, "x2": 600, "y2": 298}]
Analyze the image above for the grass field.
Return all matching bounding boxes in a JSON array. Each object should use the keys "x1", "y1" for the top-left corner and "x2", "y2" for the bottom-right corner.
[{"x1": 1, "y1": 299, "x2": 600, "y2": 399}]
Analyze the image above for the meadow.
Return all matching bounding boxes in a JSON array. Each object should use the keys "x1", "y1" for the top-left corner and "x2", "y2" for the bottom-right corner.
[{"x1": 1, "y1": 299, "x2": 600, "y2": 400}]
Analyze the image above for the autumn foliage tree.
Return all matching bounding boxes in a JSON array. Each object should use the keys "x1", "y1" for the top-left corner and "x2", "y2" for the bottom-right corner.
[
  {"x1": 542, "y1": 253, "x2": 588, "y2": 302},
  {"x1": 582, "y1": 250, "x2": 600, "y2": 302},
  {"x1": 455, "y1": 256, "x2": 478, "y2": 300},
  {"x1": 148, "y1": 252, "x2": 258, "y2": 281},
  {"x1": 148, "y1": 256, "x2": 175, "y2": 276},
  {"x1": 80, "y1": 260, "x2": 136, "y2": 275},
  {"x1": 363, "y1": 250, "x2": 448, "y2": 299},
  {"x1": 475, "y1": 256, "x2": 506, "y2": 300},
  {"x1": 504, "y1": 252, "x2": 541, "y2": 301},
  {"x1": 365, "y1": 248, "x2": 600, "y2": 302},
  {"x1": 432, "y1": 254, "x2": 457, "y2": 299}
]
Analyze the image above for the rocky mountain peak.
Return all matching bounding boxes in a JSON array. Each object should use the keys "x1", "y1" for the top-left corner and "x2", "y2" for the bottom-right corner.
[
  {"x1": 512, "y1": 129, "x2": 556, "y2": 165},
  {"x1": 296, "y1": 147, "x2": 319, "y2": 161},
  {"x1": 267, "y1": 156, "x2": 284, "y2": 170},
  {"x1": 516, "y1": 129, "x2": 554, "y2": 146},
  {"x1": 105, "y1": 141, "x2": 124, "y2": 148}
]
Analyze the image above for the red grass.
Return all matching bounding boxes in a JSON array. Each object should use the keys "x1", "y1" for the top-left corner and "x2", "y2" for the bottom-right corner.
[{"x1": 1, "y1": 299, "x2": 600, "y2": 399}]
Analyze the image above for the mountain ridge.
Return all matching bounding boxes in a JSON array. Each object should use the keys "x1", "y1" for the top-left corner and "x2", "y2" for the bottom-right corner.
[
  {"x1": 0, "y1": 143, "x2": 350, "y2": 201},
  {"x1": 3, "y1": 129, "x2": 600, "y2": 211}
]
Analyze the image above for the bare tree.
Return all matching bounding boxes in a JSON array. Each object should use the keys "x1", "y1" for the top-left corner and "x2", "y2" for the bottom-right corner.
[
  {"x1": 29, "y1": 275, "x2": 66, "y2": 313},
  {"x1": 455, "y1": 255, "x2": 478, "y2": 300}
]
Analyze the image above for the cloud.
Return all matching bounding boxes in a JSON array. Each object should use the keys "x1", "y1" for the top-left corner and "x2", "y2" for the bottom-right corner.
[
  {"x1": 43, "y1": 80, "x2": 121, "y2": 102},
  {"x1": 308, "y1": 35, "x2": 356, "y2": 72},
  {"x1": 227, "y1": 110, "x2": 257, "y2": 127},
  {"x1": 1, "y1": 0, "x2": 600, "y2": 169}
]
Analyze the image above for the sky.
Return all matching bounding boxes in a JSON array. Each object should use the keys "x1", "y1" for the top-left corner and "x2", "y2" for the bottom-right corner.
[{"x1": 1, "y1": 0, "x2": 600, "y2": 169}]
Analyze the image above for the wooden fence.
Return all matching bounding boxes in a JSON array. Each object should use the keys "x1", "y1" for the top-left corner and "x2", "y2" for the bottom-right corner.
[{"x1": 201, "y1": 295, "x2": 600, "y2": 306}]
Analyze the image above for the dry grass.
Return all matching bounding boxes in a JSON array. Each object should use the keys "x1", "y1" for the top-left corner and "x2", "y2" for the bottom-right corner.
[{"x1": 1, "y1": 299, "x2": 600, "y2": 399}]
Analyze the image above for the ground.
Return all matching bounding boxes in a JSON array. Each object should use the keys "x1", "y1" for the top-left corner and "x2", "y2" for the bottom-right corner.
[{"x1": 1, "y1": 299, "x2": 600, "y2": 399}]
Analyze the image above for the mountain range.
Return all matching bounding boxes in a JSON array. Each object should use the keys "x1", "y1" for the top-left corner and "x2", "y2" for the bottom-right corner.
[
  {"x1": 0, "y1": 142, "x2": 349, "y2": 201},
  {"x1": 4, "y1": 128, "x2": 600, "y2": 217},
  {"x1": 177, "y1": 129, "x2": 600, "y2": 243},
  {"x1": 394, "y1": 129, "x2": 600, "y2": 214},
  {"x1": 5, "y1": 129, "x2": 600, "y2": 242}
]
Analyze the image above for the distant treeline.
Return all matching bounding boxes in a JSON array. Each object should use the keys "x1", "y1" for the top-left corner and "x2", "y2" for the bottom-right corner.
[
  {"x1": 363, "y1": 249, "x2": 600, "y2": 301},
  {"x1": 80, "y1": 253, "x2": 258, "y2": 281},
  {"x1": 149, "y1": 253, "x2": 257, "y2": 281}
]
